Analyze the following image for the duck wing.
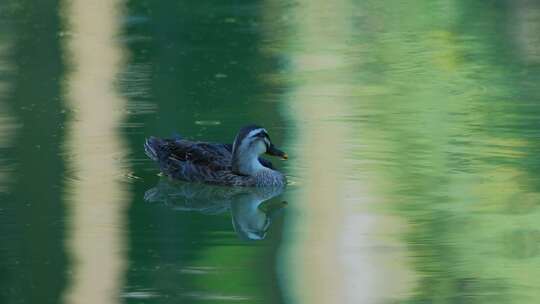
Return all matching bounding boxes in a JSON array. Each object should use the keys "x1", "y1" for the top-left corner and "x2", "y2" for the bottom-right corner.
[{"x1": 145, "y1": 137, "x2": 232, "y2": 170}]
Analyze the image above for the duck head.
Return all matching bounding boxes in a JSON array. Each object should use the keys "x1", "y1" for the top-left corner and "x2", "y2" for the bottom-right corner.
[{"x1": 231, "y1": 125, "x2": 287, "y2": 176}]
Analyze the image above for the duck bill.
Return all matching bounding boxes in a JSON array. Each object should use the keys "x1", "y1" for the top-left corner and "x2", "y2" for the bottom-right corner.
[{"x1": 266, "y1": 144, "x2": 288, "y2": 160}]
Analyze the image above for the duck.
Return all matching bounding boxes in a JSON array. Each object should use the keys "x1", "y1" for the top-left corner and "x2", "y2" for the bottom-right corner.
[{"x1": 144, "y1": 125, "x2": 288, "y2": 187}]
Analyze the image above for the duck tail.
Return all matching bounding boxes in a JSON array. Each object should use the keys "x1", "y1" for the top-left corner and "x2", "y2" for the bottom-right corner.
[{"x1": 144, "y1": 136, "x2": 163, "y2": 161}]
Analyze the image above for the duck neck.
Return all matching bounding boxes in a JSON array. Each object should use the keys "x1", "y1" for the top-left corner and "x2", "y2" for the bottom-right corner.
[{"x1": 232, "y1": 153, "x2": 268, "y2": 176}]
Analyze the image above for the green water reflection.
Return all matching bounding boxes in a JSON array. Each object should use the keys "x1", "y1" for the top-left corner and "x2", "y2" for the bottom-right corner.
[
  {"x1": 0, "y1": 1, "x2": 67, "y2": 304},
  {"x1": 1, "y1": 0, "x2": 540, "y2": 303}
]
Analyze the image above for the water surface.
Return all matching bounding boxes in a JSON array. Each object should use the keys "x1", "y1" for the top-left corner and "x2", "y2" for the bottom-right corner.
[{"x1": 1, "y1": 1, "x2": 540, "y2": 304}]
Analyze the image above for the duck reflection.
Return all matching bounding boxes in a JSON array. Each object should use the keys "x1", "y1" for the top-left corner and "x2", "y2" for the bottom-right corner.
[{"x1": 144, "y1": 178, "x2": 287, "y2": 240}]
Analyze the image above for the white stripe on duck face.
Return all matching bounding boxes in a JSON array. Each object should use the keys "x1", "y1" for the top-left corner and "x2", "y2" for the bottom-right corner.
[
  {"x1": 263, "y1": 137, "x2": 270, "y2": 148},
  {"x1": 246, "y1": 128, "x2": 267, "y2": 139},
  {"x1": 233, "y1": 128, "x2": 268, "y2": 153},
  {"x1": 246, "y1": 128, "x2": 269, "y2": 151}
]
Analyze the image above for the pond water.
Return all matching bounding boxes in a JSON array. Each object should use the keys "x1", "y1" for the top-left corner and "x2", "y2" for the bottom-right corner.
[{"x1": 2, "y1": 1, "x2": 540, "y2": 304}]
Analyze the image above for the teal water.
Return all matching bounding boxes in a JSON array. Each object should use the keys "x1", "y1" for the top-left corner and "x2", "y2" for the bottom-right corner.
[{"x1": 2, "y1": 1, "x2": 540, "y2": 304}]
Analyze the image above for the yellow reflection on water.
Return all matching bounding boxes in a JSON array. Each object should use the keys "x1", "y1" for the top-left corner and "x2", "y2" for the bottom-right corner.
[
  {"x1": 61, "y1": 1, "x2": 128, "y2": 303},
  {"x1": 264, "y1": 1, "x2": 417, "y2": 303}
]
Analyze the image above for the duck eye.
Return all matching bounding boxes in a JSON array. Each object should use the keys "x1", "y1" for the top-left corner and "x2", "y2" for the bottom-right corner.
[{"x1": 253, "y1": 132, "x2": 267, "y2": 139}]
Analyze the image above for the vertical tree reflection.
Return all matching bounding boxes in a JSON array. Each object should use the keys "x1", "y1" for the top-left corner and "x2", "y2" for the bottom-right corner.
[{"x1": 61, "y1": 0, "x2": 129, "y2": 303}]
